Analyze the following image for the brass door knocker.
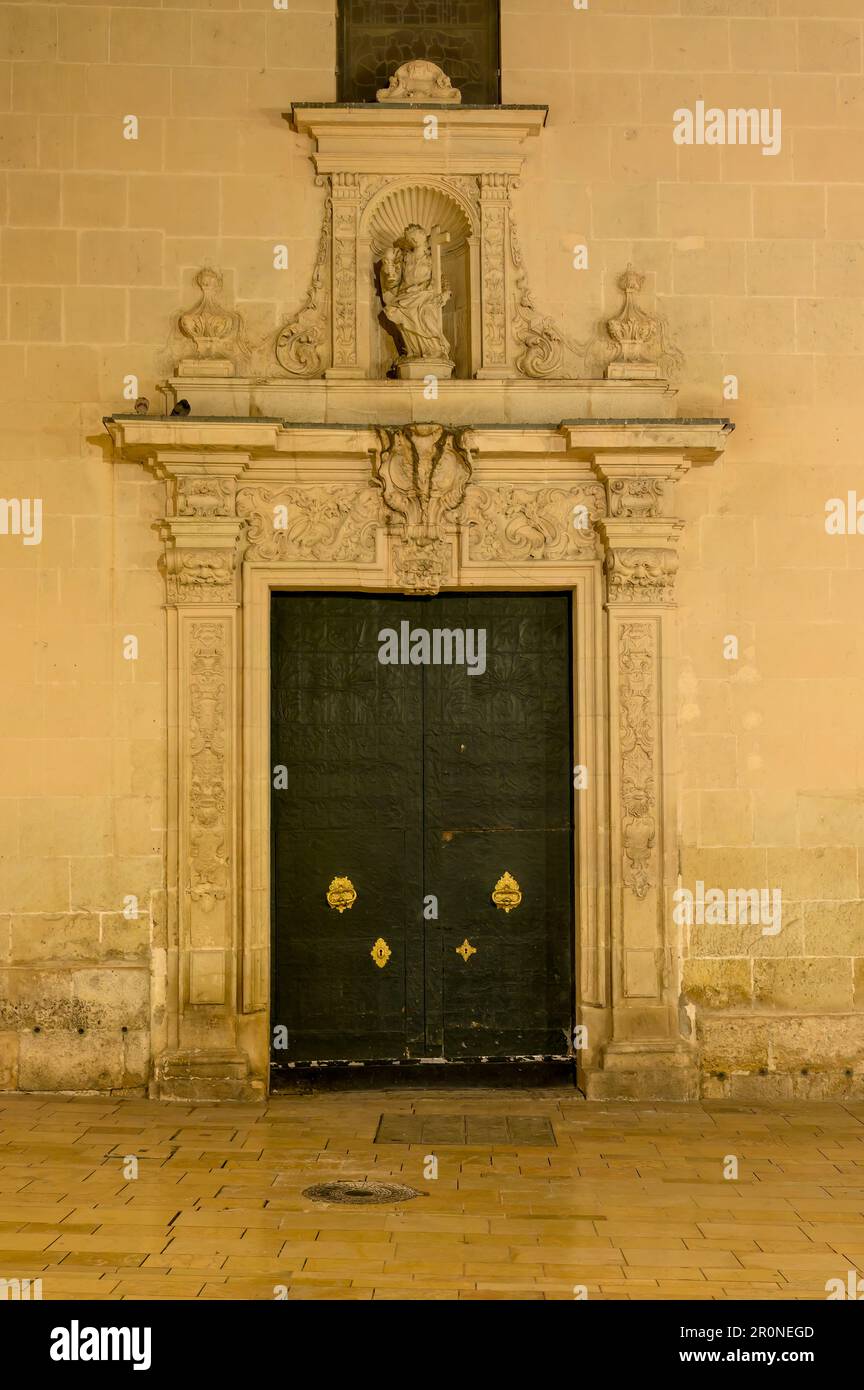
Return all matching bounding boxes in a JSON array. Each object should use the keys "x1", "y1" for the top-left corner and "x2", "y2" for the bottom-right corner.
[
  {"x1": 327, "y1": 876, "x2": 357, "y2": 912},
  {"x1": 491, "y1": 871, "x2": 521, "y2": 913}
]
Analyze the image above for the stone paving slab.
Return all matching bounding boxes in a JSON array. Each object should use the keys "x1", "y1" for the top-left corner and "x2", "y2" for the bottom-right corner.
[{"x1": 0, "y1": 1090, "x2": 862, "y2": 1300}]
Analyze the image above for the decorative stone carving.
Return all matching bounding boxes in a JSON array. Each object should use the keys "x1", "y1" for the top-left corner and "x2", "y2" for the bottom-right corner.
[
  {"x1": 379, "y1": 223, "x2": 454, "y2": 377},
  {"x1": 609, "y1": 478, "x2": 664, "y2": 518},
  {"x1": 237, "y1": 485, "x2": 378, "y2": 563},
  {"x1": 331, "y1": 176, "x2": 361, "y2": 371},
  {"x1": 368, "y1": 183, "x2": 475, "y2": 259},
  {"x1": 188, "y1": 622, "x2": 229, "y2": 915},
  {"x1": 465, "y1": 484, "x2": 605, "y2": 561},
  {"x1": 392, "y1": 537, "x2": 451, "y2": 596},
  {"x1": 479, "y1": 175, "x2": 508, "y2": 370},
  {"x1": 605, "y1": 265, "x2": 682, "y2": 380},
  {"x1": 372, "y1": 423, "x2": 473, "y2": 594},
  {"x1": 173, "y1": 477, "x2": 235, "y2": 519},
  {"x1": 358, "y1": 174, "x2": 391, "y2": 212},
  {"x1": 510, "y1": 219, "x2": 582, "y2": 380},
  {"x1": 275, "y1": 194, "x2": 331, "y2": 377},
  {"x1": 372, "y1": 424, "x2": 472, "y2": 539},
  {"x1": 606, "y1": 547, "x2": 679, "y2": 604},
  {"x1": 619, "y1": 622, "x2": 657, "y2": 900},
  {"x1": 376, "y1": 60, "x2": 462, "y2": 105},
  {"x1": 166, "y1": 549, "x2": 237, "y2": 605},
  {"x1": 178, "y1": 267, "x2": 250, "y2": 369}
]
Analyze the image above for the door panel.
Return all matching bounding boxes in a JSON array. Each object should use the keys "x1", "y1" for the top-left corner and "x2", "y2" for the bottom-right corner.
[
  {"x1": 271, "y1": 591, "x2": 573, "y2": 1065},
  {"x1": 271, "y1": 595, "x2": 423, "y2": 1059},
  {"x1": 424, "y1": 594, "x2": 572, "y2": 1057}
]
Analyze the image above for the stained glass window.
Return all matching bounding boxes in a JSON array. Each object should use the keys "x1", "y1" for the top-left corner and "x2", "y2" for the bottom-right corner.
[{"x1": 337, "y1": 1, "x2": 501, "y2": 105}]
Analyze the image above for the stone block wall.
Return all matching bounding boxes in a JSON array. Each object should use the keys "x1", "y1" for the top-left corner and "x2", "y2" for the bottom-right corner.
[{"x1": 0, "y1": 0, "x2": 862, "y2": 1093}]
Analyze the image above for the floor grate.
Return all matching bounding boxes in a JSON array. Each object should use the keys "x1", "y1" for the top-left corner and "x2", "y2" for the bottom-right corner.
[{"x1": 374, "y1": 1114, "x2": 557, "y2": 1147}]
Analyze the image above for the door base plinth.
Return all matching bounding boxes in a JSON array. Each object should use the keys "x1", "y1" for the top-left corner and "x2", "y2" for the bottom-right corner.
[
  {"x1": 154, "y1": 1049, "x2": 264, "y2": 1103},
  {"x1": 583, "y1": 1042, "x2": 700, "y2": 1101}
]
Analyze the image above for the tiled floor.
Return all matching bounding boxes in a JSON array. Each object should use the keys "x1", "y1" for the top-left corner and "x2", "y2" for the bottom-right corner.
[{"x1": 1, "y1": 1090, "x2": 863, "y2": 1300}]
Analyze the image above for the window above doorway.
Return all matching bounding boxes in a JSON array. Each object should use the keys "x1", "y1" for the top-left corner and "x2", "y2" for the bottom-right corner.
[{"x1": 337, "y1": 0, "x2": 501, "y2": 105}]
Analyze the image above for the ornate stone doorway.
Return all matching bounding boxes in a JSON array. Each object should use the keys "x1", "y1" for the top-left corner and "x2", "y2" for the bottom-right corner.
[
  {"x1": 106, "y1": 72, "x2": 731, "y2": 1100},
  {"x1": 106, "y1": 415, "x2": 729, "y2": 1101}
]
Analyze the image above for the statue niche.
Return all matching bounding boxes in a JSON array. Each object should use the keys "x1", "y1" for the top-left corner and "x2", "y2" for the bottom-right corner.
[
  {"x1": 365, "y1": 182, "x2": 475, "y2": 381},
  {"x1": 378, "y1": 223, "x2": 453, "y2": 380}
]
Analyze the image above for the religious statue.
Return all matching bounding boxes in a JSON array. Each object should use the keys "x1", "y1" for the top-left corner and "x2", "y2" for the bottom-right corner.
[{"x1": 379, "y1": 224, "x2": 454, "y2": 378}]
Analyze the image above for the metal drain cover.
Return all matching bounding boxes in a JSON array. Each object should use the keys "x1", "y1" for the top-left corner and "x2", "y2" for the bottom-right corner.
[{"x1": 303, "y1": 1179, "x2": 423, "y2": 1206}]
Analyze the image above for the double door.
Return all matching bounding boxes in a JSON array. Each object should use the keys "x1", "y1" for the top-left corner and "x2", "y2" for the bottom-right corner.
[{"x1": 271, "y1": 592, "x2": 573, "y2": 1062}]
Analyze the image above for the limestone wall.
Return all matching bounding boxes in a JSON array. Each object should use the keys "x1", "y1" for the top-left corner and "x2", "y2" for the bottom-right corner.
[{"x1": 0, "y1": 0, "x2": 862, "y2": 1095}]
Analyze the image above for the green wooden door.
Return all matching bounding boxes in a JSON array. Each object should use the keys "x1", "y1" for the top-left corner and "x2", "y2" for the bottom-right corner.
[{"x1": 271, "y1": 592, "x2": 573, "y2": 1064}]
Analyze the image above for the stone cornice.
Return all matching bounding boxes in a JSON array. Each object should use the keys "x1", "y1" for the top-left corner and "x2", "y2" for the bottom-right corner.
[
  {"x1": 106, "y1": 415, "x2": 731, "y2": 473},
  {"x1": 104, "y1": 417, "x2": 733, "y2": 483},
  {"x1": 287, "y1": 104, "x2": 548, "y2": 176}
]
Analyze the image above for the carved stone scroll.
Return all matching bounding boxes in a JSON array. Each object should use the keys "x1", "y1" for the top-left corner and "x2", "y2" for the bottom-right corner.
[
  {"x1": 237, "y1": 485, "x2": 378, "y2": 563},
  {"x1": 510, "y1": 218, "x2": 583, "y2": 380},
  {"x1": 275, "y1": 193, "x2": 331, "y2": 377},
  {"x1": 465, "y1": 484, "x2": 605, "y2": 562}
]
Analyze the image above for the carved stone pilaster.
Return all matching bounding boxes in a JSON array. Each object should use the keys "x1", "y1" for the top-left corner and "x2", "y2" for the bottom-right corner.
[
  {"x1": 618, "y1": 621, "x2": 658, "y2": 901},
  {"x1": 153, "y1": 460, "x2": 259, "y2": 1101},
  {"x1": 327, "y1": 174, "x2": 362, "y2": 376},
  {"x1": 588, "y1": 454, "x2": 698, "y2": 1100},
  {"x1": 477, "y1": 174, "x2": 512, "y2": 377}
]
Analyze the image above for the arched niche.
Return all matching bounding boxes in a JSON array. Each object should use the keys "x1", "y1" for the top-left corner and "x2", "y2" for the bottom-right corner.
[{"x1": 361, "y1": 180, "x2": 479, "y2": 380}]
